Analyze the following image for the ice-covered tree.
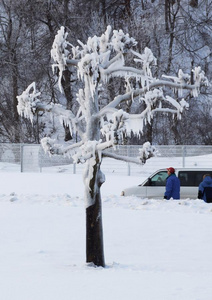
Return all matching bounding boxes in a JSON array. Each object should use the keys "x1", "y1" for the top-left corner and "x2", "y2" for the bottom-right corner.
[{"x1": 17, "y1": 26, "x2": 208, "y2": 267}]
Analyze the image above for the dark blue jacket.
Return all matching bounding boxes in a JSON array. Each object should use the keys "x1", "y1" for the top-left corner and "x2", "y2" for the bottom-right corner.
[
  {"x1": 198, "y1": 176, "x2": 212, "y2": 202},
  {"x1": 164, "y1": 173, "x2": 180, "y2": 200}
]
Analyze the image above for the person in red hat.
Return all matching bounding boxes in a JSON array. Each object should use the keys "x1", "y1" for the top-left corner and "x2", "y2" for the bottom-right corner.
[{"x1": 164, "y1": 167, "x2": 180, "y2": 200}]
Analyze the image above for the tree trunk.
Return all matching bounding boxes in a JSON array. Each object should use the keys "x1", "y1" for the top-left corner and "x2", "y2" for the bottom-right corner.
[
  {"x1": 61, "y1": 69, "x2": 73, "y2": 141},
  {"x1": 12, "y1": 50, "x2": 20, "y2": 143},
  {"x1": 125, "y1": 0, "x2": 131, "y2": 17},
  {"x1": 86, "y1": 195, "x2": 105, "y2": 267},
  {"x1": 165, "y1": 0, "x2": 170, "y2": 32},
  {"x1": 85, "y1": 160, "x2": 105, "y2": 267},
  {"x1": 146, "y1": 122, "x2": 153, "y2": 144}
]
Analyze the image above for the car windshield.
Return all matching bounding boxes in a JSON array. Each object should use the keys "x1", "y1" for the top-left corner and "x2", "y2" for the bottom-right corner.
[
  {"x1": 143, "y1": 171, "x2": 167, "y2": 186},
  {"x1": 150, "y1": 171, "x2": 167, "y2": 186}
]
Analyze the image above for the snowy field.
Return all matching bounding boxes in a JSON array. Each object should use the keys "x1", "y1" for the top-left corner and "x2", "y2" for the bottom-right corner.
[{"x1": 0, "y1": 158, "x2": 212, "y2": 300}]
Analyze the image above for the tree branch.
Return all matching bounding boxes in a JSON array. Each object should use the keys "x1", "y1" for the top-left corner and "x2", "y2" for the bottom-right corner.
[
  {"x1": 102, "y1": 151, "x2": 141, "y2": 164},
  {"x1": 102, "y1": 52, "x2": 122, "y2": 69},
  {"x1": 66, "y1": 58, "x2": 79, "y2": 66},
  {"x1": 101, "y1": 65, "x2": 146, "y2": 78},
  {"x1": 41, "y1": 137, "x2": 83, "y2": 156},
  {"x1": 105, "y1": 80, "x2": 198, "y2": 109}
]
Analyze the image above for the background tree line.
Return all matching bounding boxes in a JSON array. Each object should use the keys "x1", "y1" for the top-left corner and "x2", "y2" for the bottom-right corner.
[{"x1": 0, "y1": 0, "x2": 211, "y2": 145}]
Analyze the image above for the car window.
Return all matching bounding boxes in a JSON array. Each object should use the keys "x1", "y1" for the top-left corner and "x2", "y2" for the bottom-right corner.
[
  {"x1": 149, "y1": 171, "x2": 167, "y2": 186},
  {"x1": 178, "y1": 171, "x2": 212, "y2": 187}
]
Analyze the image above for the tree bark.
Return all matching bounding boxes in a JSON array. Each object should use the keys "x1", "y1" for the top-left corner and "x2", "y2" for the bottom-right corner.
[{"x1": 86, "y1": 161, "x2": 105, "y2": 267}]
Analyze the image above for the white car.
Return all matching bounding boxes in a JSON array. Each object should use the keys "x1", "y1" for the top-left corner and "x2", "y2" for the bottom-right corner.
[{"x1": 121, "y1": 168, "x2": 212, "y2": 199}]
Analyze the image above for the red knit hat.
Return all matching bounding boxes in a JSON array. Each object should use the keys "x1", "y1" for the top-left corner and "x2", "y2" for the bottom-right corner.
[{"x1": 167, "y1": 167, "x2": 175, "y2": 173}]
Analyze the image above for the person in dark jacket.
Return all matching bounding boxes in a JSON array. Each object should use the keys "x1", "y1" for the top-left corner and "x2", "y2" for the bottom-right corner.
[
  {"x1": 164, "y1": 167, "x2": 180, "y2": 200},
  {"x1": 198, "y1": 174, "x2": 212, "y2": 203}
]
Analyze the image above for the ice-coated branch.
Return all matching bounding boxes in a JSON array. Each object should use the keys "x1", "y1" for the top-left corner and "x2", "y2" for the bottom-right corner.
[
  {"x1": 103, "y1": 142, "x2": 157, "y2": 165},
  {"x1": 101, "y1": 65, "x2": 147, "y2": 78},
  {"x1": 100, "y1": 109, "x2": 129, "y2": 146},
  {"x1": 102, "y1": 52, "x2": 123, "y2": 69},
  {"x1": 105, "y1": 74, "x2": 207, "y2": 110},
  {"x1": 99, "y1": 88, "x2": 189, "y2": 138},
  {"x1": 66, "y1": 58, "x2": 79, "y2": 66},
  {"x1": 51, "y1": 26, "x2": 72, "y2": 92},
  {"x1": 138, "y1": 142, "x2": 157, "y2": 164},
  {"x1": 51, "y1": 25, "x2": 140, "y2": 100},
  {"x1": 111, "y1": 28, "x2": 137, "y2": 53},
  {"x1": 162, "y1": 67, "x2": 208, "y2": 97},
  {"x1": 17, "y1": 82, "x2": 41, "y2": 122},
  {"x1": 192, "y1": 67, "x2": 209, "y2": 96},
  {"x1": 17, "y1": 83, "x2": 84, "y2": 138},
  {"x1": 100, "y1": 47, "x2": 155, "y2": 88},
  {"x1": 72, "y1": 141, "x2": 102, "y2": 164},
  {"x1": 41, "y1": 137, "x2": 83, "y2": 157},
  {"x1": 131, "y1": 47, "x2": 157, "y2": 77},
  {"x1": 129, "y1": 90, "x2": 189, "y2": 126},
  {"x1": 41, "y1": 103, "x2": 84, "y2": 139},
  {"x1": 41, "y1": 137, "x2": 64, "y2": 156},
  {"x1": 102, "y1": 151, "x2": 142, "y2": 164},
  {"x1": 101, "y1": 47, "x2": 156, "y2": 83}
]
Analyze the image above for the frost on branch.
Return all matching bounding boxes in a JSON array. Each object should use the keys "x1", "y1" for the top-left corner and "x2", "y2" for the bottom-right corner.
[
  {"x1": 78, "y1": 52, "x2": 101, "y2": 98},
  {"x1": 139, "y1": 142, "x2": 157, "y2": 164},
  {"x1": 41, "y1": 137, "x2": 64, "y2": 156},
  {"x1": 17, "y1": 82, "x2": 40, "y2": 122},
  {"x1": 101, "y1": 110, "x2": 128, "y2": 146},
  {"x1": 192, "y1": 67, "x2": 209, "y2": 97},
  {"x1": 142, "y1": 89, "x2": 163, "y2": 122},
  {"x1": 51, "y1": 26, "x2": 70, "y2": 92},
  {"x1": 163, "y1": 66, "x2": 208, "y2": 97},
  {"x1": 41, "y1": 137, "x2": 55, "y2": 155},
  {"x1": 72, "y1": 140, "x2": 101, "y2": 164},
  {"x1": 99, "y1": 25, "x2": 112, "y2": 53},
  {"x1": 163, "y1": 69, "x2": 190, "y2": 86},
  {"x1": 132, "y1": 47, "x2": 157, "y2": 77},
  {"x1": 120, "y1": 86, "x2": 190, "y2": 137},
  {"x1": 111, "y1": 29, "x2": 137, "y2": 53},
  {"x1": 55, "y1": 25, "x2": 138, "y2": 99}
]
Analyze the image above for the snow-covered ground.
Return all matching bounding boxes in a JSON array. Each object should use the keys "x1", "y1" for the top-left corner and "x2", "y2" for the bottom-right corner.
[{"x1": 0, "y1": 160, "x2": 212, "y2": 300}]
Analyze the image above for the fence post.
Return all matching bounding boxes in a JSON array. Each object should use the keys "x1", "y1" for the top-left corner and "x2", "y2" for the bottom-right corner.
[
  {"x1": 39, "y1": 146, "x2": 42, "y2": 173},
  {"x1": 127, "y1": 163, "x2": 131, "y2": 176},
  {"x1": 73, "y1": 163, "x2": 76, "y2": 174},
  {"x1": 20, "y1": 144, "x2": 23, "y2": 172},
  {"x1": 182, "y1": 146, "x2": 186, "y2": 167},
  {"x1": 127, "y1": 146, "x2": 131, "y2": 176}
]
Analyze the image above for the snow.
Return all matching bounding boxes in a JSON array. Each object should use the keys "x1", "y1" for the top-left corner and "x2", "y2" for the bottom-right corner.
[{"x1": 0, "y1": 160, "x2": 212, "y2": 300}]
